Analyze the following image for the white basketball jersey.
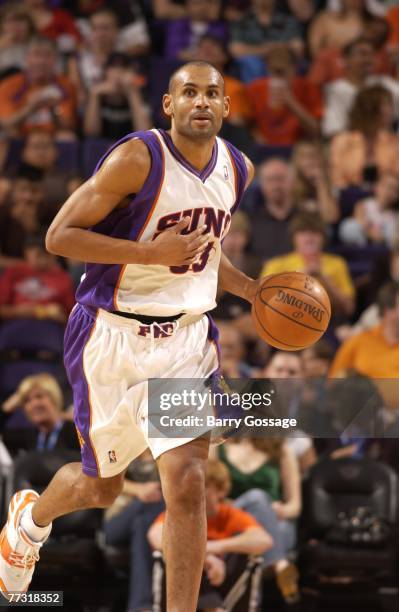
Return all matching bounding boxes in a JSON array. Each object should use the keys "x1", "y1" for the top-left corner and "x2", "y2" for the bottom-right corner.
[{"x1": 76, "y1": 129, "x2": 248, "y2": 316}]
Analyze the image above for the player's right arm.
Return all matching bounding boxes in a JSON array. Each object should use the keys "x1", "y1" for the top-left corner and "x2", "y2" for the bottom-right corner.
[{"x1": 46, "y1": 139, "x2": 209, "y2": 266}]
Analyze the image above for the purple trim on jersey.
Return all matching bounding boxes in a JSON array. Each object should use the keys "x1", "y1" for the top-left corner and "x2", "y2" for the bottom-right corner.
[
  {"x1": 159, "y1": 129, "x2": 218, "y2": 183},
  {"x1": 223, "y1": 140, "x2": 248, "y2": 215},
  {"x1": 75, "y1": 130, "x2": 164, "y2": 312},
  {"x1": 63, "y1": 305, "x2": 99, "y2": 477}
]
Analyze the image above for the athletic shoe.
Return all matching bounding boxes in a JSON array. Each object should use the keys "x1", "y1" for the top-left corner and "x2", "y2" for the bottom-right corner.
[{"x1": 0, "y1": 490, "x2": 45, "y2": 600}]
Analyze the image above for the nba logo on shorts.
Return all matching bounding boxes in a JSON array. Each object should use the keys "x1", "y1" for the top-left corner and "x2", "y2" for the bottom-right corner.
[
  {"x1": 108, "y1": 450, "x2": 117, "y2": 463},
  {"x1": 223, "y1": 165, "x2": 229, "y2": 180}
]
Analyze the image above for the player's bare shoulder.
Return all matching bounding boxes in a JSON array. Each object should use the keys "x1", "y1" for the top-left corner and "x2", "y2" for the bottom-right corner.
[{"x1": 94, "y1": 137, "x2": 152, "y2": 197}]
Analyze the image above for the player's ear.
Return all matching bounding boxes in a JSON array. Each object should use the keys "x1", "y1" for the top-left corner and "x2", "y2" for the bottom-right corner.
[
  {"x1": 163, "y1": 93, "x2": 173, "y2": 118},
  {"x1": 223, "y1": 95, "x2": 230, "y2": 119}
]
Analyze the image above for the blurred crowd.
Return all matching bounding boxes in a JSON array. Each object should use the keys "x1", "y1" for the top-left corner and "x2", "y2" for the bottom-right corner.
[{"x1": 1, "y1": 0, "x2": 399, "y2": 610}]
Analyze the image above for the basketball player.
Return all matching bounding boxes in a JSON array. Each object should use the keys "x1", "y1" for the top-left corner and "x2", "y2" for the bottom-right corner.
[{"x1": 0, "y1": 62, "x2": 259, "y2": 611}]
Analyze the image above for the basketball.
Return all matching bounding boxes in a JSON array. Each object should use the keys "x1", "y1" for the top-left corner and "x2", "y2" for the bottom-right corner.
[{"x1": 252, "y1": 272, "x2": 331, "y2": 351}]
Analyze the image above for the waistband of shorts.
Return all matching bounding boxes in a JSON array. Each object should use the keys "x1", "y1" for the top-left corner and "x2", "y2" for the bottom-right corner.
[{"x1": 95, "y1": 308, "x2": 204, "y2": 333}]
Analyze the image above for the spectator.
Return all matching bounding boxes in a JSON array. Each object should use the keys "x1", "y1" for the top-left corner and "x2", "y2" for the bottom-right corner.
[
  {"x1": 164, "y1": 0, "x2": 227, "y2": 60},
  {"x1": 263, "y1": 350, "x2": 317, "y2": 473},
  {"x1": 148, "y1": 459, "x2": 272, "y2": 609},
  {"x1": 0, "y1": 235, "x2": 75, "y2": 324},
  {"x1": 212, "y1": 439, "x2": 301, "y2": 603},
  {"x1": 83, "y1": 52, "x2": 151, "y2": 139},
  {"x1": 0, "y1": 36, "x2": 77, "y2": 138},
  {"x1": 301, "y1": 340, "x2": 335, "y2": 380},
  {"x1": 309, "y1": 16, "x2": 392, "y2": 88},
  {"x1": 19, "y1": 130, "x2": 79, "y2": 220},
  {"x1": 1, "y1": 373, "x2": 79, "y2": 456},
  {"x1": 246, "y1": 45, "x2": 322, "y2": 146},
  {"x1": 322, "y1": 38, "x2": 399, "y2": 137},
  {"x1": 248, "y1": 158, "x2": 296, "y2": 261},
  {"x1": 339, "y1": 171, "x2": 399, "y2": 247},
  {"x1": 229, "y1": 0, "x2": 303, "y2": 60},
  {"x1": 329, "y1": 85, "x2": 399, "y2": 189},
  {"x1": 292, "y1": 140, "x2": 339, "y2": 223},
  {"x1": 261, "y1": 212, "x2": 355, "y2": 317},
  {"x1": 67, "y1": 8, "x2": 119, "y2": 96},
  {"x1": 24, "y1": 0, "x2": 81, "y2": 52},
  {"x1": 0, "y1": 169, "x2": 44, "y2": 267},
  {"x1": 329, "y1": 283, "x2": 399, "y2": 406},
  {"x1": 67, "y1": 0, "x2": 151, "y2": 56},
  {"x1": 308, "y1": 0, "x2": 373, "y2": 58},
  {"x1": 0, "y1": 3, "x2": 36, "y2": 78}
]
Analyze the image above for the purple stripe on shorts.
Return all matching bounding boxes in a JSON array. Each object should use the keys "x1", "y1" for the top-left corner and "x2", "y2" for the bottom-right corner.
[
  {"x1": 223, "y1": 140, "x2": 248, "y2": 215},
  {"x1": 75, "y1": 130, "x2": 164, "y2": 312},
  {"x1": 63, "y1": 305, "x2": 99, "y2": 477},
  {"x1": 159, "y1": 129, "x2": 218, "y2": 183}
]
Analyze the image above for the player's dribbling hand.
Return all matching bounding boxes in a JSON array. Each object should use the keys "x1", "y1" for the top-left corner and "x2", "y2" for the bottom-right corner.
[{"x1": 145, "y1": 216, "x2": 210, "y2": 266}]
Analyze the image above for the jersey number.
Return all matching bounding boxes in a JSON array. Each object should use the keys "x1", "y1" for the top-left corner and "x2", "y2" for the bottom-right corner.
[{"x1": 170, "y1": 242, "x2": 215, "y2": 275}]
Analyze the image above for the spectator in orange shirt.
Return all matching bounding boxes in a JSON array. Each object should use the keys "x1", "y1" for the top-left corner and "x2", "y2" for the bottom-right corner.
[
  {"x1": 247, "y1": 45, "x2": 322, "y2": 146},
  {"x1": 148, "y1": 459, "x2": 272, "y2": 611},
  {"x1": 0, "y1": 36, "x2": 77, "y2": 139}
]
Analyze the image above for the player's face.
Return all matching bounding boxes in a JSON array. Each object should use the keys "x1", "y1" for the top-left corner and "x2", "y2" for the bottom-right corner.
[{"x1": 163, "y1": 67, "x2": 229, "y2": 140}]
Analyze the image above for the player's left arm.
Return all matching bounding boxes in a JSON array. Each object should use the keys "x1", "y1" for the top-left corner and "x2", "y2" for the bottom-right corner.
[{"x1": 218, "y1": 155, "x2": 262, "y2": 303}]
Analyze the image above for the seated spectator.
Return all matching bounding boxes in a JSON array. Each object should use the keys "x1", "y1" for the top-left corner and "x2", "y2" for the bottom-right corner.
[
  {"x1": 104, "y1": 450, "x2": 164, "y2": 612},
  {"x1": 246, "y1": 45, "x2": 322, "y2": 146},
  {"x1": 308, "y1": 0, "x2": 374, "y2": 58},
  {"x1": 229, "y1": 0, "x2": 303, "y2": 82},
  {"x1": 24, "y1": 0, "x2": 80, "y2": 52},
  {"x1": 83, "y1": 52, "x2": 150, "y2": 139},
  {"x1": 261, "y1": 212, "x2": 355, "y2": 318},
  {"x1": 309, "y1": 16, "x2": 393, "y2": 87},
  {"x1": 211, "y1": 439, "x2": 301, "y2": 603},
  {"x1": 164, "y1": 0, "x2": 227, "y2": 60},
  {"x1": 248, "y1": 158, "x2": 296, "y2": 261},
  {"x1": 339, "y1": 171, "x2": 399, "y2": 247},
  {"x1": 68, "y1": 7, "x2": 119, "y2": 97},
  {"x1": 0, "y1": 169, "x2": 44, "y2": 267},
  {"x1": 19, "y1": 130, "x2": 80, "y2": 221},
  {"x1": 329, "y1": 85, "x2": 399, "y2": 189},
  {"x1": 148, "y1": 459, "x2": 272, "y2": 609},
  {"x1": 0, "y1": 235, "x2": 74, "y2": 324},
  {"x1": 329, "y1": 281, "x2": 399, "y2": 405},
  {"x1": 292, "y1": 140, "x2": 339, "y2": 223},
  {"x1": 0, "y1": 36, "x2": 77, "y2": 138},
  {"x1": 1, "y1": 373, "x2": 79, "y2": 456},
  {"x1": 322, "y1": 37, "x2": 399, "y2": 137},
  {"x1": 263, "y1": 351, "x2": 317, "y2": 473},
  {"x1": 0, "y1": 3, "x2": 36, "y2": 79},
  {"x1": 301, "y1": 339, "x2": 335, "y2": 380}
]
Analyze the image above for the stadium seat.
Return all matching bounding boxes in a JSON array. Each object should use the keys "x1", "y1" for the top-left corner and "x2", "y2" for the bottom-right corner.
[
  {"x1": 299, "y1": 457, "x2": 399, "y2": 608},
  {"x1": 81, "y1": 138, "x2": 112, "y2": 178}
]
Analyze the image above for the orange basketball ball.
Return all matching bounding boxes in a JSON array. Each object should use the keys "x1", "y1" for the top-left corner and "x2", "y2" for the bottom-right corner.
[{"x1": 252, "y1": 272, "x2": 331, "y2": 351}]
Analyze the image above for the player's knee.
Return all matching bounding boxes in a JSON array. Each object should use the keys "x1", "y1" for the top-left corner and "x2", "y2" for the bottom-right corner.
[{"x1": 164, "y1": 460, "x2": 206, "y2": 511}]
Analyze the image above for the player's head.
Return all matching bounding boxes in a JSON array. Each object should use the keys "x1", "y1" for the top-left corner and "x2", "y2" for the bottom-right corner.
[{"x1": 163, "y1": 61, "x2": 229, "y2": 140}]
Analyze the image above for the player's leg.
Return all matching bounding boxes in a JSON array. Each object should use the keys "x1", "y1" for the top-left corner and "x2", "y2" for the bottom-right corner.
[
  {"x1": 0, "y1": 465, "x2": 125, "y2": 598},
  {"x1": 156, "y1": 436, "x2": 209, "y2": 612}
]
